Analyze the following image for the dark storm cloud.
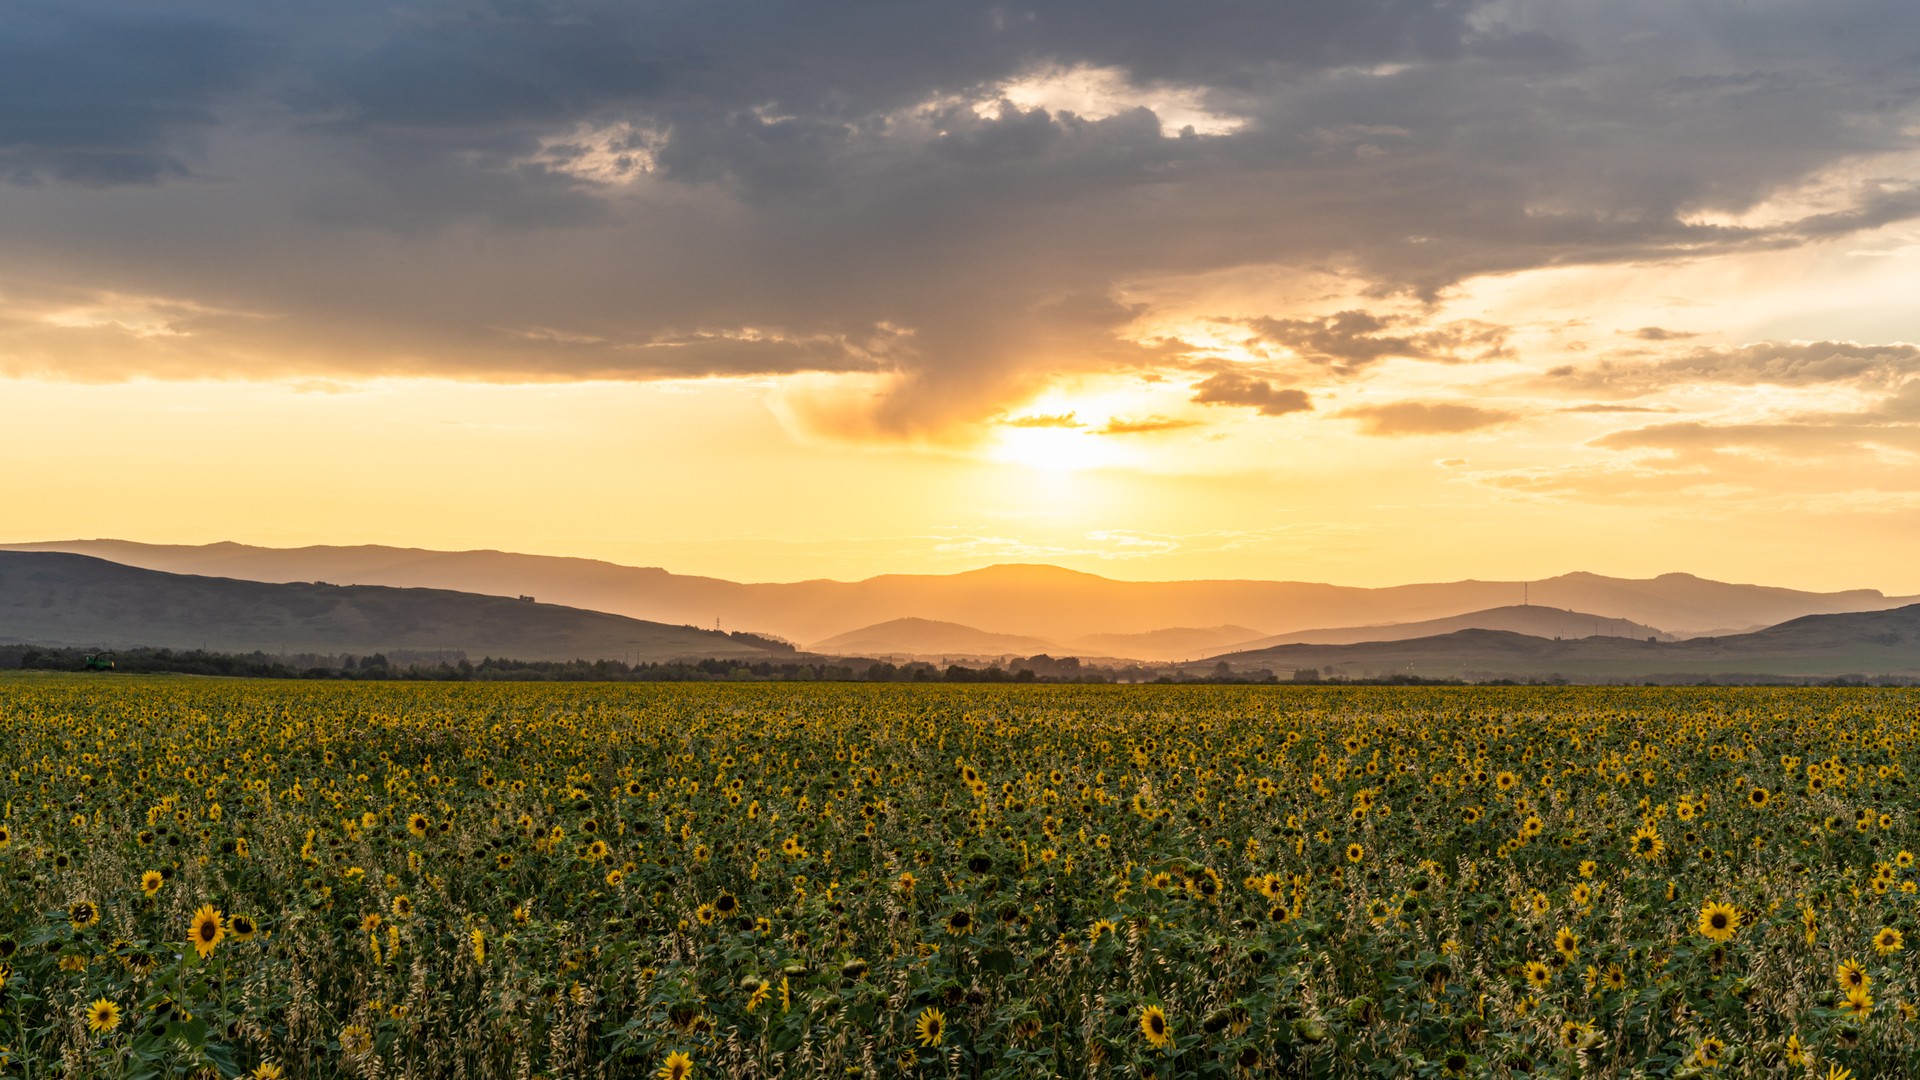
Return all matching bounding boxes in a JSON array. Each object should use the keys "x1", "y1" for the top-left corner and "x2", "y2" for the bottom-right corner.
[
  {"x1": 4, "y1": 0, "x2": 1920, "y2": 433},
  {"x1": 0, "y1": 3, "x2": 263, "y2": 185}
]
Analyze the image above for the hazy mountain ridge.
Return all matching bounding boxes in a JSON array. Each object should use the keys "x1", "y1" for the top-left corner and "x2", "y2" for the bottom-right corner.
[
  {"x1": 5, "y1": 539, "x2": 1913, "y2": 647},
  {"x1": 809, "y1": 618, "x2": 1062, "y2": 660},
  {"x1": 0, "y1": 552, "x2": 785, "y2": 663},
  {"x1": 1237, "y1": 605, "x2": 1674, "y2": 649},
  {"x1": 1197, "y1": 606, "x2": 1920, "y2": 681}
]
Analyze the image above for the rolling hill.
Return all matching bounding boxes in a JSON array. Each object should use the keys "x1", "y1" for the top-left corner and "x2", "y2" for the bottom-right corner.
[
  {"x1": 1235, "y1": 605, "x2": 1673, "y2": 649},
  {"x1": 5, "y1": 540, "x2": 1911, "y2": 644},
  {"x1": 809, "y1": 618, "x2": 1062, "y2": 659},
  {"x1": 0, "y1": 552, "x2": 787, "y2": 663},
  {"x1": 1194, "y1": 605, "x2": 1920, "y2": 681}
]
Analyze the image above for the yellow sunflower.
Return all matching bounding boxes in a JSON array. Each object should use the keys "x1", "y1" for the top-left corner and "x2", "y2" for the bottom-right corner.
[
  {"x1": 1139, "y1": 1004, "x2": 1173, "y2": 1049},
  {"x1": 656, "y1": 1051, "x2": 694, "y2": 1080},
  {"x1": 1874, "y1": 927, "x2": 1904, "y2": 956},
  {"x1": 915, "y1": 1006, "x2": 945, "y2": 1047},
  {"x1": 140, "y1": 870, "x2": 164, "y2": 897},
  {"x1": 189, "y1": 905, "x2": 225, "y2": 958},
  {"x1": 1697, "y1": 901, "x2": 1740, "y2": 943},
  {"x1": 84, "y1": 997, "x2": 120, "y2": 1034}
]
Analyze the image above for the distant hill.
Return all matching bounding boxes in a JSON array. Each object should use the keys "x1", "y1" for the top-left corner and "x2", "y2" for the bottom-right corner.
[
  {"x1": 0, "y1": 552, "x2": 786, "y2": 663},
  {"x1": 5, "y1": 540, "x2": 1913, "y2": 644},
  {"x1": 1196, "y1": 605, "x2": 1920, "y2": 681},
  {"x1": 1069, "y1": 625, "x2": 1269, "y2": 662},
  {"x1": 810, "y1": 618, "x2": 1062, "y2": 660},
  {"x1": 1237, "y1": 605, "x2": 1673, "y2": 649}
]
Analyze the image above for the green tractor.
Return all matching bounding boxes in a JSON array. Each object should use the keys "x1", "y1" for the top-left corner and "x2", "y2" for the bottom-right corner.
[{"x1": 83, "y1": 652, "x2": 116, "y2": 671}]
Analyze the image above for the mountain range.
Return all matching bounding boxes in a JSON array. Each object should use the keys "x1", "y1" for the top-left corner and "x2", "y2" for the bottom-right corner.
[
  {"x1": 0, "y1": 552, "x2": 786, "y2": 663},
  {"x1": 1195, "y1": 606, "x2": 1920, "y2": 682},
  {"x1": 2, "y1": 546, "x2": 1915, "y2": 680},
  {"x1": 6, "y1": 540, "x2": 1914, "y2": 659}
]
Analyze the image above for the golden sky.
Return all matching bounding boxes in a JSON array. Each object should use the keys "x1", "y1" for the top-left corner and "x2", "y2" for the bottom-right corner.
[{"x1": 5, "y1": 1, "x2": 1920, "y2": 592}]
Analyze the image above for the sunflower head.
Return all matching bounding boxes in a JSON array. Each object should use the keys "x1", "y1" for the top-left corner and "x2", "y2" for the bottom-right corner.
[
  {"x1": 85, "y1": 996, "x2": 120, "y2": 1034},
  {"x1": 189, "y1": 905, "x2": 225, "y2": 958},
  {"x1": 915, "y1": 1006, "x2": 946, "y2": 1048},
  {"x1": 1139, "y1": 1004, "x2": 1173, "y2": 1048}
]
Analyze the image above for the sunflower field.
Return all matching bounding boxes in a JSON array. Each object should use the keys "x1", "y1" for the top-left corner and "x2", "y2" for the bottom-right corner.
[{"x1": 2, "y1": 674, "x2": 1918, "y2": 1078}]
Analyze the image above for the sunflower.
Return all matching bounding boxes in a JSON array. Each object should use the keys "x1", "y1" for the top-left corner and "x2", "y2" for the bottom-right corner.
[
  {"x1": 1697, "y1": 901, "x2": 1740, "y2": 943},
  {"x1": 1692, "y1": 1035, "x2": 1725, "y2": 1068},
  {"x1": 714, "y1": 893, "x2": 739, "y2": 917},
  {"x1": 391, "y1": 895, "x2": 413, "y2": 919},
  {"x1": 251, "y1": 1065, "x2": 285, "y2": 1080},
  {"x1": 69, "y1": 899, "x2": 101, "y2": 929},
  {"x1": 407, "y1": 814, "x2": 429, "y2": 838},
  {"x1": 656, "y1": 1051, "x2": 694, "y2": 1080},
  {"x1": 1841, "y1": 986, "x2": 1874, "y2": 1021},
  {"x1": 227, "y1": 914, "x2": 257, "y2": 942},
  {"x1": 1554, "y1": 928, "x2": 1579, "y2": 960},
  {"x1": 140, "y1": 870, "x2": 164, "y2": 896},
  {"x1": 340, "y1": 1023, "x2": 373, "y2": 1056},
  {"x1": 915, "y1": 1006, "x2": 945, "y2": 1047},
  {"x1": 1837, "y1": 958, "x2": 1871, "y2": 991},
  {"x1": 1874, "y1": 927, "x2": 1905, "y2": 956},
  {"x1": 1748, "y1": 786, "x2": 1771, "y2": 808},
  {"x1": 1346, "y1": 843, "x2": 1365, "y2": 863},
  {"x1": 945, "y1": 910, "x2": 973, "y2": 936},
  {"x1": 1139, "y1": 1004, "x2": 1173, "y2": 1049},
  {"x1": 1559, "y1": 1019, "x2": 1596, "y2": 1049},
  {"x1": 189, "y1": 905, "x2": 225, "y2": 958},
  {"x1": 85, "y1": 997, "x2": 121, "y2": 1034},
  {"x1": 1629, "y1": 824, "x2": 1664, "y2": 860},
  {"x1": 471, "y1": 928, "x2": 487, "y2": 964},
  {"x1": 1522, "y1": 960, "x2": 1552, "y2": 990}
]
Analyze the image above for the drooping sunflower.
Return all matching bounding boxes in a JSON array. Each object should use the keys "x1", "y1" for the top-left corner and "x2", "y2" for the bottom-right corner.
[
  {"x1": 656, "y1": 1051, "x2": 694, "y2": 1080},
  {"x1": 69, "y1": 899, "x2": 101, "y2": 930},
  {"x1": 1837, "y1": 958, "x2": 1871, "y2": 992},
  {"x1": 945, "y1": 910, "x2": 973, "y2": 937},
  {"x1": 1697, "y1": 901, "x2": 1740, "y2": 943},
  {"x1": 915, "y1": 1006, "x2": 945, "y2": 1048},
  {"x1": 189, "y1": 905, "x2": 225, "y2": 958},
  {"x1": 1139, "y1": 1004, "x2": 1173, "y2": 1049},
  {"x1": 471, "y1": 928, "x2": 487, "y2": 964}
]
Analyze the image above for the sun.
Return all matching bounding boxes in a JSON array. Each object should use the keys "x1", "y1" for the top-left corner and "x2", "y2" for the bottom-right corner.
[{"x1": 987, "y1": 424, "x2": 1121, "y2": 472}]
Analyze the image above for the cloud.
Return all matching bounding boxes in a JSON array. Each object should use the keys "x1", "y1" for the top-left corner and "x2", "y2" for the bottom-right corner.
[
  {"x1": 4, "y1": 0, "x2": 1920, "y2": 438},
  {"x1": 1001, "y1": 412, "x2": 1085, "y2": 429},
  {"x1": 1626, "y1": 327, "x2": 1698, "y2": 342},
  {"x1": 1547, "y1": 341, "x2": 1920, "y2": 395},
  {"x1": 1339, "y1": 401, "x2": 1517, "y2": 436},
  {"x1": 1096, "y1": 415, "x2": 1201, "y2": 434},
  {"x1": 1238, "y1": 310, "x2": 1510, "y2": 371},
  {"x1": 0, "y1": 5, "x2": 262, "y2": 186},
  {"x1": 1559, "y1": 403, "x2": 1676, "y2": 414},
  {"x1": 1189, "y1": 373, "x2": 1313, "y2": 416}
]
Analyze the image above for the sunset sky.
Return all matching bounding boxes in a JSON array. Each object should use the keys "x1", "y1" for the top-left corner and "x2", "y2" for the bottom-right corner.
[{"x1": 6, "y1": 0, "x2": 1920, "y2": 591}]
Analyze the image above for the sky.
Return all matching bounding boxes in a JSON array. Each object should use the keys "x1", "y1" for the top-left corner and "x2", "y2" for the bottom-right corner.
[{"x1": 5, "y1": 0, "x2": 1920, "y2": 591}]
